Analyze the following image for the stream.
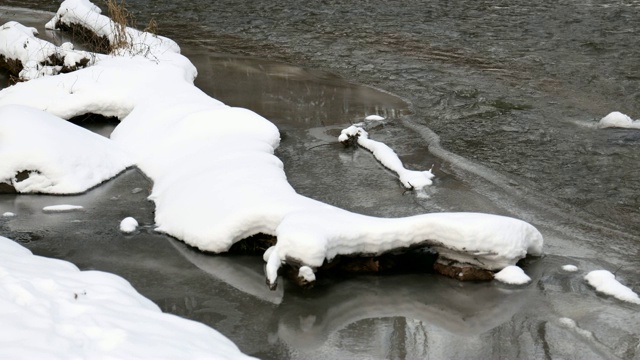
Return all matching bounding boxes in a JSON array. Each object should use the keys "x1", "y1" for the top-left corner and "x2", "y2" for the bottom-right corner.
[{"x1": 1, "y1": 2, "x2": 639, "y2": 359}]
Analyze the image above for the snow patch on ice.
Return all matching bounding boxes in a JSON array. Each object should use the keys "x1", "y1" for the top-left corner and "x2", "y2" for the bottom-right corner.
[
  {"x1": 119, "y1": 217, "x2": 138, "y2": 233},
  {"x1": 598, "y1": 111, "x2": 640, "y2": 129},
  {"x1": 338, "y1": 125, "x2": 434, "y2": 189},
  {"x1": 562, "y1": 264, "x2": 578, "y2": 272},
  {"x1": 584, "y1": 270, "x2": 640, "y2": 304},
  {"x1": 365, "y1": 114, "x2": 385, "y2": 121},
  {"x1": 493, "y1": 265, "x2": 531, "y2": 285},
  {"x1": 43, "y1": 204, "x2": 84, "y2": 212},
  {"x1": 558, "y1": 318, "x2": 594, "y2": 339},
  {"x1": 0, "y1": 235, "x2": 255, "y2": 359}
]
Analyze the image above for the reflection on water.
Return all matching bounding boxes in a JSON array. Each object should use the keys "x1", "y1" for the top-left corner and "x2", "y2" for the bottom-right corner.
[{"x1": 188, "y1": 50, "x2": 410, "y2": 127}]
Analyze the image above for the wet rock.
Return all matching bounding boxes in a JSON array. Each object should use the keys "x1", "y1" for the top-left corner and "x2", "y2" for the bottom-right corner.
[{"x1": 433, "y1": 261, "x2": 494, "y2": 281}]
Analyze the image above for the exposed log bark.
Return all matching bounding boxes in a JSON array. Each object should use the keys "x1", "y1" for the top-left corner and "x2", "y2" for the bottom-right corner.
[{"x1": 433, "y1": 261, "x2": 494, "y2": 281}]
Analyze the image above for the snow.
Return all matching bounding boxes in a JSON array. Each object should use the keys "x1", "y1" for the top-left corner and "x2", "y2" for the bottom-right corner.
[
  {"x1": 0, "y1": 105, "x2": 133, "y2": 194},
  {"x1": 119, "y1": 217, "x2": 138, "y2": 233},
  {"x1": 365, "y1": 114, "x2": 385, "y2": 121},
  {"x1": 338, "y1": 125, "x2": 435, "y2": 189},
  {"x1": 493, "y1": 265, "x2": 531, "y2": 285},
  {"x1": 598, "y1": 111, "x2": 640, "y2": 129},
  {"x1": 0, "y1": 21, "x2": 94, "y2": 80},
  {"x1": 584, "y1": 270, "x2": 640, "y2": 304},
  {"x1": 0, "y1": 236, "x2": 255, "y2": 359},
  {"x1": 558, "y1": 318, "x2": 594, "y2": 339},
  {"x1": 42, "y1": 204, "x2": 84, "y2": 212},
  {"x1": 0, "y1": 0, "x2": 544, "y2": 291},
  {"x1": 45, "y1": 0, "x2": 180, "y2": 57},
  {"x1": 2, "y1": 212, "x2": 14, "y2": 217},
  {"x1": 562, "y1": 264, "x2": 578, "y2": 272},
  {"x1": 298, "y1": 266, "x2": 316, "y2": 283}
]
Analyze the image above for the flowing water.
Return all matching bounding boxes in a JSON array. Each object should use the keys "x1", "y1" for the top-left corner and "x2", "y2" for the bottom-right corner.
[{"x1": 1, "y1": 2, "x2": 639, "y2": 359}]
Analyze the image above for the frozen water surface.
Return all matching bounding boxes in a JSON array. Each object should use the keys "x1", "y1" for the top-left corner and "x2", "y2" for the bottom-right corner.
[{"x1": 1, "y1": 3, "x2": 640, "y2": 359}]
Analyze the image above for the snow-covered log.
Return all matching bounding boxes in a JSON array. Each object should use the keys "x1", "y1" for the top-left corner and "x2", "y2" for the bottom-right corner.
[
  {"x1": 0, "y1": 0, "x2": 544, "y2": 290},
  {"x1": 339, "y1": 124, "x2": 435, "y2": 190}
]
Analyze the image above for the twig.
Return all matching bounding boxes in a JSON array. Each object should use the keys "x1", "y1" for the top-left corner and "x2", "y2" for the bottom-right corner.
[{"x1": 307, "y1": 143, "x2": 341, "y2": 151}]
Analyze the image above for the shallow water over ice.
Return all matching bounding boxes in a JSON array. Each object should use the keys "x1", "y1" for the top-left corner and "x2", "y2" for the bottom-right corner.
[{"x1": 1, "y1": 3, "x2": 640, "y2": 359}]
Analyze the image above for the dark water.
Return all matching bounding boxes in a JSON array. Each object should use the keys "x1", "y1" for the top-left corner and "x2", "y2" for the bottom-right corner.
[{"x1": 1, "y1": 3, "x2": 640, "y2": 359}]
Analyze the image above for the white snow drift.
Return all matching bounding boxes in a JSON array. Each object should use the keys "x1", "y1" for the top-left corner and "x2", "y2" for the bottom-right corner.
[
  {"x1": 0, "y1": 236, "x2": 255, "y2": 359},
  {"x1": 0, "y1": 0, "x2": 543, "y2": 290}
]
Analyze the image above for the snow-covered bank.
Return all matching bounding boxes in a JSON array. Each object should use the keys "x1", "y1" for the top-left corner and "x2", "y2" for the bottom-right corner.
[
  {"x1": 598, "y1": 111, "x2": 640, "y2": 129},
  {"x1": 0, "y1": 105, "x2": 132, "y2": 194},
  {"x1": 0, "y1": 236, "x2": 256, "y2": 359},
  {"x1": 0, "y1": 0, "x2": 543, "y2": 290}
]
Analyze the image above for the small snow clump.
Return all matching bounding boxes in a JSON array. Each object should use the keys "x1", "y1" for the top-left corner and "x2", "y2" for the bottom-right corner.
[
  {"x1": 494, "y1": 265, "x2": 531, "y2": 285},
  {"x1": 120, "y1": 217, "x2": 139, "y2": 233},
  {"x1": 43, "y1": 204, "x2": 84, "y2": 212},
  {"x1": 365, "y1": 115, "x2": 385, "y2": 121},
  {"x1": 562, "y1": 264, "x2": 578, "y2": 272}
]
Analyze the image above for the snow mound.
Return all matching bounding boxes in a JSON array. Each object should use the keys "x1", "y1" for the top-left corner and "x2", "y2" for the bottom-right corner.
[
  {"x1": 43, "y1": 205, "x2": 84, "y2": 212},
  {"x1": 561, "y1": 264, "x2": 578, "y2": 272},
  {"x1": 0, "y1": 236, "x2": 255, "y2": 359},
  {"x1": 493, "y1": 265, "x2": 531, "y2": 285},
  {"x1": 119, "y1": 217, "x2": 138, "y2": 233},
  {"x1": 2, "y1": 212, "x2": 15, "y2": 217},
  {"x1": 0, "y1": 105, "x2": 133, "y2": 194},
  {"x1": 584, "y1": 270, "x2": 640, "y2": 304},
  {"x1": 598, "y1": 111, "x2": 640, "y2": 129}
]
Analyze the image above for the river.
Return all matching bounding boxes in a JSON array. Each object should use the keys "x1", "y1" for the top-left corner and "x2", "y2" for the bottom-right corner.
[{"x1": 1, "y1": 2, "x2": 639, "y2": 359}]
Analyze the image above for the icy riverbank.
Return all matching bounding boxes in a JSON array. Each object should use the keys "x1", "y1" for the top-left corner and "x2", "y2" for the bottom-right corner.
[{"x1": 0, "y1": 0, "x2": 543, "y2": 289}]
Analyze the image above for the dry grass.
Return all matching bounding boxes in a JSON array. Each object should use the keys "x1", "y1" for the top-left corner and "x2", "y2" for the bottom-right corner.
[{"x1": 106, "y1": 0, "x2": 133, "y2": 52}]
